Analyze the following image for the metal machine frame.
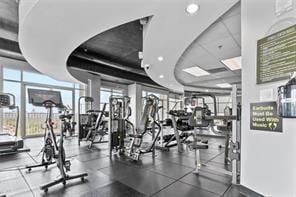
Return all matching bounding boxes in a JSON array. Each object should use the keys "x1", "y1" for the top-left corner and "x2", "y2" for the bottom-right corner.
[
  {"x1": 187, "y1": 86, "x2": 241, "y2": 184},
  {"x1": 109, "y1": 95, "x2": 133, "y2": 154},
  {"x1": 124, "y1": 94, "x2": 162, "y2": 161}
]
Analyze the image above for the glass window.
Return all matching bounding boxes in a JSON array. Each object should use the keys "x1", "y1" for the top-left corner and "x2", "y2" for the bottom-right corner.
[
  {"x1": 112, "y1": 91, "x2": 123, "y2": 96},
  {"x1": 23, "y1": 71, "x2": 73, "y2": 87},
  {"x1": 217, "y1": 96, "x2": 231, "y2": 115},
  {"x1": 25, "y1": 86, "x2": 73, "y2": 136},
  {"x1": 100, "y1": 90, "x2": 111, "y2": 103},
  {"x1": 3, "y1": 68, "x2": 21, "y2": 81},
  {"x1": 1, "y1": 81, "x2": 21, "y2": 135}
]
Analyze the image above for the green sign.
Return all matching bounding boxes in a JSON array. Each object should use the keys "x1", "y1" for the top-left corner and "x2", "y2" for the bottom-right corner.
[
  {"x1": 257, "y1": 24, "x2": 296, "y2": 84},
  {"x1": 250, "y1": 102, "x2": 282, "y2": 132}
]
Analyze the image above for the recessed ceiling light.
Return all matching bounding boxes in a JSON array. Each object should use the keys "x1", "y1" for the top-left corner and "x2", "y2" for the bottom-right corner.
[
  {"x1": 186, "y1": 3, "x2": 199, "y2": 14},
  {"x1": 157, "y1": 56, "x2": 164, "y2": 62},
  {"x1": 205, "y1": 89, "x2": 209, "y2": 92},
  {"x1": 159, "y1": 74, "x2": 164, "y2": 78},
  {"x1": 84, "y1": 48, "x2": 88, "y2": 52},
  {"x1": 221, "y1": 56, "x2": 241, "y2": 70},
  {"x1": 216, "y1": 83, "x2": 232, "y2": 88},
  {"x1": 182, "y1": 66, "x2": 209, "y2": 77}
]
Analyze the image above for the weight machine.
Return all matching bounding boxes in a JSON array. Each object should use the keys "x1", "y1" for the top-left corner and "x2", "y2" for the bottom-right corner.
[
  {"x1": 109, "y1": 95, "x2": 133, "y2": 154},
  {"x1": 156, "y1": 109, "x2": 192, "y2": 152},
  {"x1": 78, "y1": 96, "x2": 108, "y2": 148},
  {"x1": 187, "y1": 86, "x2": 241, "y2": 184},
  {"x1": 0, "y1": 93, "x2": 30, "y2": 155},
  {"x1": 124, "y1": 94, "x2": 162, "y2": 161},
  {"x1": 25, "y1": 89, "x2": 88, "y2": 193}
]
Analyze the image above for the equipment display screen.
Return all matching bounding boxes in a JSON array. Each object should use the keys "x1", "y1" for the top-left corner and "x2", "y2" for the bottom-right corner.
[
  {"x1": 28, "y1": 88, "x2": 63, "y2": 107},
  {"x1": 0, "y1": 94, "x2": 11, "y2": 107}
]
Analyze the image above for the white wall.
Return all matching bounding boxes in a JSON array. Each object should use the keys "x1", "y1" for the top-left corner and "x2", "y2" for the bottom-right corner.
[{"x1": 241, "y1": 0, "x2": 296, "y2": 196}]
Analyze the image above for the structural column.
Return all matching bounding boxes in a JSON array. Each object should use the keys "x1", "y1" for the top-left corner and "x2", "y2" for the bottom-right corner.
[
  {"x1": 0, "y1": 66, "x2": 3, "y2": 132},
  {"x1": 128, "y1": 83, "x2": 142, "y2": 128},
  {"x1": 87, "y1": 76, "x2": 101, "y2": 110}
]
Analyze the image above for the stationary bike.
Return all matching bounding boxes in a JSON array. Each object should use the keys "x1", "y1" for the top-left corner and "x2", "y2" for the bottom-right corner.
[
  {"x1": 25, "y1": 89, "x2": 87, "y2": 193},
  {"x1": 26, "y1": 100, "x2": 59, "y2": 171}
]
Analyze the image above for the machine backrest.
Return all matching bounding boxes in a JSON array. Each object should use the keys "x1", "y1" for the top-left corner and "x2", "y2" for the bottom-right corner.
[
  {"x1": 95, "y1": 103, "x2": 107, "y2": 130},
  {"x1": 138, "y1": 95, "x2": 159, "y2": 133},
  {"x1": 189, "y1": 106, "x2": 210, "y2": 127}
]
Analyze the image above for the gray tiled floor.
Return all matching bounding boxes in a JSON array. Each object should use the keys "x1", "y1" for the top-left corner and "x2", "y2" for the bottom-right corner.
[{"x1": 0, "y1": 136, "x2": 245, "y2": 197}]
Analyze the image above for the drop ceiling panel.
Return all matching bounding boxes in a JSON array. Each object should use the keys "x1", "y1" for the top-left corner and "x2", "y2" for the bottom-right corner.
[
  {"x1": 180, "y1": 44, "x2": 209, "y2": 64},
  {"x1": 233, "y1": 33, "x2": 241, "y2": 47},
  {"x1": 180, "y1": 45, "x2": 224, "y2": 70},
  {"x1": 221, "y1": 3, "x2": 240, "y2": 19},
  {"x1": 223, "y1": 14, "x2": 241, "y2": 35},
  {"x1": 197, "y1": 22, "x2": 230, "y2": 45},
  {"x1": 188, "y1": 75, "x2": 241, "y2": 86},
  {"x1": 175, "y1": 2, "x2": 241, "y2": 89},
  {"x1": 183, "y1": 70, "x2": 238, "y2": 84},
  {"x1": 200, "y1": 37, "x2": 240, "y2": 60}
]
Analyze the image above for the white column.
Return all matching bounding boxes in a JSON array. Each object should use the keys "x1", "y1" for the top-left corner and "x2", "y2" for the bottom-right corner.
[
  {"x1": 0, "y1": 66, "x2": 3, "y2": 132},
  {"x1": 231, "y1": 84, "x2": 238, "y2": 184},
  {"x1": 87, "y1": 76, "x2": 101, "y2": 110},
  {"x1": 128, "y1": 83, "x2": 142, "y2": 128}
]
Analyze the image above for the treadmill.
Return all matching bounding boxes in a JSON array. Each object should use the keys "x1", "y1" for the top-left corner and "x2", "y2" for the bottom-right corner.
[{"x1": 0, "y1": 93, "x2": 30, "y2": 155}]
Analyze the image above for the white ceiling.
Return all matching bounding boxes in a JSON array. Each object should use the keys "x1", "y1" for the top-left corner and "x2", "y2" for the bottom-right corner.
[
  {"x1": 175, "y1": 2, "x2": 241, "y2": 90},
  {"x1": 18, "y1": 0, "x2": 239, "y2": 93}
]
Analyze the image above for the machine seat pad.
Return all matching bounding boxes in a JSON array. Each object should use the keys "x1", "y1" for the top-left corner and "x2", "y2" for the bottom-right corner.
[
  {"x1": 217, "y1": 125, "x2": 231, "y2": 131},
  {"x1": 188, "y1": 142, "x2": 208, "y2": 149},
  {"x1": 128, "y1": 134, "x2": 143, "y2": 138}
]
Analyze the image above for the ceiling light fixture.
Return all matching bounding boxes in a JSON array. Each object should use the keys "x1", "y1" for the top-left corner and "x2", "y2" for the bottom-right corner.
[
  {"x1": 159, "y1": 74, "x2": 164, "y2": 78},
  {"x1": 157, "y1": 56, "x2": 164, "y2": 62},
  {"x1": 182, "y1": 66, "x2": 209, "y2": 77},
  {"x1": 186, "y1": 3, "x2": 199, "y2": 14},
  {"x1": 216, "y1": 83, "x2": 232, "y2": 88},
  {"x1": 221, "y1": 56, "x2": 242, "y2": 70}
]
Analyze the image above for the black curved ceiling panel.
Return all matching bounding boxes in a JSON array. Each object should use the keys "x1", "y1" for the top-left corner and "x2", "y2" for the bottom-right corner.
[{"x1": 66, "y1": 19, "x2": 160, "y2": 86}]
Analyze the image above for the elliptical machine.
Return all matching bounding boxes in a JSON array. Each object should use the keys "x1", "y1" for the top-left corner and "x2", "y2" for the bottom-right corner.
[{"x1": 25, "y1": 89, "x2": 88, "y2": 193}]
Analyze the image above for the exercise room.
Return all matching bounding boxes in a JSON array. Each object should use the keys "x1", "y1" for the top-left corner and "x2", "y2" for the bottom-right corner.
[{"x1": 0, "y1": 0, "x2": 295, "y2": 196}]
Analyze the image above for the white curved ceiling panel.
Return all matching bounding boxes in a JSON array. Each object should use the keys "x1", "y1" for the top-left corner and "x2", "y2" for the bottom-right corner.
[{"x1": 19, "y1": 0, "x2": 238, "y2": 92}]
